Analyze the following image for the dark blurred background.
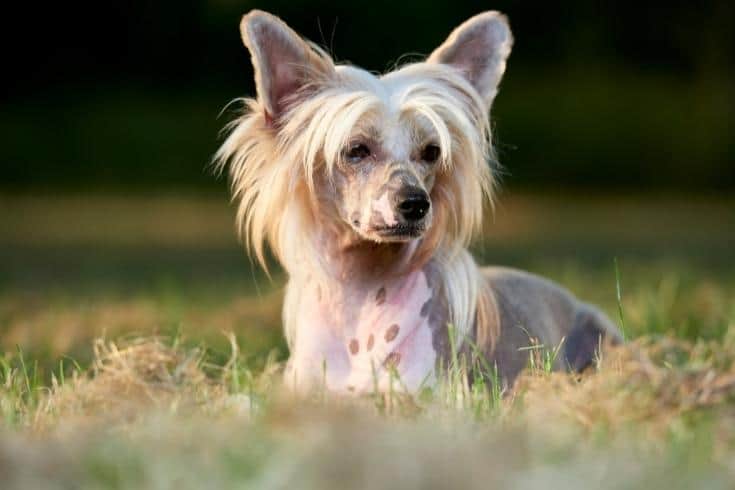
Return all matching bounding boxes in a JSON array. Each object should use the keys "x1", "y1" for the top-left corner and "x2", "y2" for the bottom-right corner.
[
  {"x1": 2, "y1": 0, "x2": 733, "y2": 193},
  {"x1": 1, "y1": 1, "x2": 734, "y2": 367}
]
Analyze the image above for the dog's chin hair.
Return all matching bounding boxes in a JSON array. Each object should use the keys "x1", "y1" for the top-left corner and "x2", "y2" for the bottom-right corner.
[
  {"x1": 365, "y1": 235, "x2": 422, "y2": 245},
  {"x1": 357, "y1": 226, "x2": 427, "y2": 243}
]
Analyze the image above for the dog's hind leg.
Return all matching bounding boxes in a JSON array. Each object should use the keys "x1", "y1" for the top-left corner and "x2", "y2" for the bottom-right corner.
[{"x1": 562, "y1": 305, "x2": 622, "y2": 372}]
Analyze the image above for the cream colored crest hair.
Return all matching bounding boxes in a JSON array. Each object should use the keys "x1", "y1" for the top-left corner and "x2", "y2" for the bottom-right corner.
[{"x1": 215, "y1": 15, "x2": 506, "y2": 353}]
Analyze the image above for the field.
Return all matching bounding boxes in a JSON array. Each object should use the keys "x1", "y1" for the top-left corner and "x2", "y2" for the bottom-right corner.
[{"x1": 1, "y1": 193, "x2": 734, "y2": 489}]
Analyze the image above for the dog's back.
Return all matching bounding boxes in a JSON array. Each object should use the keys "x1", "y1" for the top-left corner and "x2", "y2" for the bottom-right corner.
[{"x1": 481, "y1": 267, "x2": 622, "y2": 387}]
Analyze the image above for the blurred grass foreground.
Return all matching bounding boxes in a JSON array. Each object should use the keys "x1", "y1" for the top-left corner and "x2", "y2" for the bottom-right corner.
[{"x1": 0, "y1": 193, "x2": 734, "y2": 488}]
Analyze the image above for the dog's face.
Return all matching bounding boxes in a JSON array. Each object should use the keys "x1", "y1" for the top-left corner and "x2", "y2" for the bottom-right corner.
[
  {"x1": 327, "y1": 95, "x2": 441, "y2": 242},
  {"x1": 220, "y1": 11, "x2": 512, "y2": 262}
]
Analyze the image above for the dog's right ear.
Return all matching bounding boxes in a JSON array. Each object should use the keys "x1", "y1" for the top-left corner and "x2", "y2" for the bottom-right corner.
[
  {"x1": 240, "y1": 10, "x2": 335, "y2": 123},
  {"x1": 428, "y1": 12, "x2": 513, "y2": 105}
]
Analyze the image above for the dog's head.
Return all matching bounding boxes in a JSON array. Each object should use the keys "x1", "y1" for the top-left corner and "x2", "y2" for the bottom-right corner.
[{"x1": 217, "y1": 10, "x2": 512, "y2": 267}]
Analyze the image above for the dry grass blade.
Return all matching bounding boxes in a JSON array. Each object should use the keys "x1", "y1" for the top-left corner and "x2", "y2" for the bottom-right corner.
[{"x1": 32, "y1": 337, "x2": 225, "y2": 431}]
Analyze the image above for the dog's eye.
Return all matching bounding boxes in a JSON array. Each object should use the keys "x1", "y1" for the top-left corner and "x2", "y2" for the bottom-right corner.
[
  {"x1": 421, "y1": 144, "x2": 441, "y2": 163},
  {"x1": 345, "y1": 143, "x2": 371, "y2": 163}
]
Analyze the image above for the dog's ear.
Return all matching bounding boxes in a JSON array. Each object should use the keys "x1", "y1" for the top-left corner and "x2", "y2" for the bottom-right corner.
[
  {"x1": 240, "y1": 10, "x2": 335, "y2": 122},
  {"x1": 428, "y1": 11, "x2": 513, "y2": 104}
]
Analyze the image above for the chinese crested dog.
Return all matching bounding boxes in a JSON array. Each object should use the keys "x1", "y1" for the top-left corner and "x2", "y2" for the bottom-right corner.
[{"x1": 215, "y1": 10, "x2": 621, "y2": 393}]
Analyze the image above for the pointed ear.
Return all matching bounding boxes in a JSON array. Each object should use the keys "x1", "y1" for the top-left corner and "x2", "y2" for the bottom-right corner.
[
  {"x1": 428, "y1": 11, "x2": 513, "y2": 104},
  {"x1": 240, "y1": 10, "x2": 335, "y2": 121}
]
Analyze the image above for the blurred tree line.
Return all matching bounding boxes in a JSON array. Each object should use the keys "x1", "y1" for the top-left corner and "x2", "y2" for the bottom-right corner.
[{"x1": 2, "y1": 0, "x2": 733, "y2": 192}]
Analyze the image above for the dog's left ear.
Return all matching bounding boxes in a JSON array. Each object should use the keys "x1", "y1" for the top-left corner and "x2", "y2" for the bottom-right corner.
[
  {"x1": 428, "y1": 11, "x2": 513, "y2": 104},
  {"x1": 240, "y1": 10, "x2": 335, "y2": 122}
]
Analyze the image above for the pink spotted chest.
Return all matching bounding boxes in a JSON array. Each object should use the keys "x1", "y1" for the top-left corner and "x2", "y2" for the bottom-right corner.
[{"x1": 286, "y1": 270, "x2": 437, "y2": 393}]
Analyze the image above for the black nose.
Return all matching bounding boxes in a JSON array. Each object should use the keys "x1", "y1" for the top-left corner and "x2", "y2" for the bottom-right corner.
[{"x1": 396, "y1": 188, "x2": 430, "y2": 222}]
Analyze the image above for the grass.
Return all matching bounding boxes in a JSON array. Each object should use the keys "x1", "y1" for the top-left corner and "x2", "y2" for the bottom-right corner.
[{"x1": 0, "y1": 193, "x2": 734, "y2": 488}]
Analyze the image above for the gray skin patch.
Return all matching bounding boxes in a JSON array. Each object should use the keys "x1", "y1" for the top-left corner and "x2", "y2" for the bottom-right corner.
[
  {"x1": 349, "y1": 339, "x2": 360, "y2": 355},
  {"x1": 367, "y1": 334, "x2": 375, "y2": 351},
  {"x1": 420, "y1": 268, "x2": 453, "y2": 370},
  {"x1": 384, "y1": 351, "x2": 401, "y2": 368},
  {"x1": 376, "y1": 287, "x2": 386, "y2": 305},
  {"x1": 385, "y1": 324, "x2": 400, "y2": 342},
  {"x1": 430, "y1": 307, "x2": 451, "y2": 366},
  {"x1": 375, "y1": 171, "x2": 420, "y2": 199},
  {"x1": 420, "y1": 299, "x2": 431, "y2": 317}
]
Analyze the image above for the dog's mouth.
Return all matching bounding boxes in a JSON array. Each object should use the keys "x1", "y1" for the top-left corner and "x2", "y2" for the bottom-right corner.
[{"x1": 373, "y1": 223, "x2": 426, "y2": 240}]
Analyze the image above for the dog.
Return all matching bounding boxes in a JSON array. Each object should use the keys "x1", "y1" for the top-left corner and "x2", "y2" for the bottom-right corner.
[{"x1": 215, "y1": 10, "x2": 621, "y2": 394}]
